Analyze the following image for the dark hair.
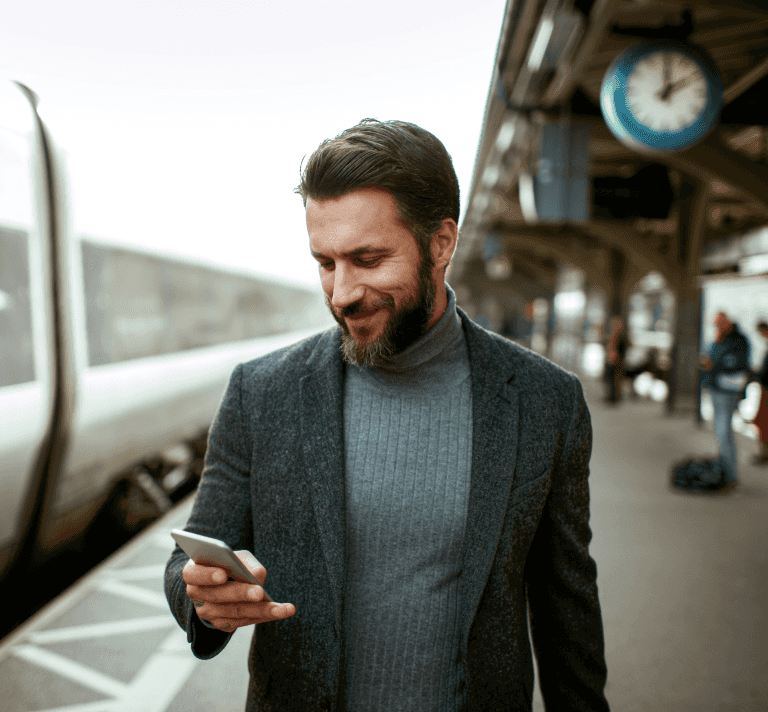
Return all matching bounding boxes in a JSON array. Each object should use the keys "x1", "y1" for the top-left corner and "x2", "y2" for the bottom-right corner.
[
  {"x1": 295, "y1": 118, "x2": 460, "y2": 258},
  {"x1": 757, "y1": 320, "x2": 768, "y2": 331}
]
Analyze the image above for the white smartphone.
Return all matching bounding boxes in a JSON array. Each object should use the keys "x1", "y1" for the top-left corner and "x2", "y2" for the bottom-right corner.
[{"x1": 171, "y1": 529, "x2": 272, "y2": 600}]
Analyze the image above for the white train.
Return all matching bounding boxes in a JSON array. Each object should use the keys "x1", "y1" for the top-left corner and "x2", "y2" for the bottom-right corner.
[{"x1": 0, "y1": 80, "x2": 331, "y2": 584}]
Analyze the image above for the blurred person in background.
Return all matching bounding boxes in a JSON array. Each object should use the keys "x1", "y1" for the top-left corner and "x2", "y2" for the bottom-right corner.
[
  {"x1": 750, "y1": 320, "x2": 768, "y2": 464},
  {"x1": 604, "y1": 316, "x2": 627, "y2": 404},
  {"x1": 700, "y1": 312, "x2": 751, "y2": 487},
  {"x1": 165, "y1": 119, "x2": 610, "y2": 711}
]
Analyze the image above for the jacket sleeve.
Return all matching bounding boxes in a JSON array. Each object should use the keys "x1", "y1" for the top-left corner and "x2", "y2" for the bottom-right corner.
[
  {"x1": 525, "y1": 375, "x2": 610, "y2": 710},
  {"x1": 164, "y1": 363, "x2": 254, "y2": 659}
]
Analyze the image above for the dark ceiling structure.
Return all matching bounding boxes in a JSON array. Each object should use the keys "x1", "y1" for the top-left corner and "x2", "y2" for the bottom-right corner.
[{"x1": 451, "y1": 0, "x2": 768, "y2": 410}]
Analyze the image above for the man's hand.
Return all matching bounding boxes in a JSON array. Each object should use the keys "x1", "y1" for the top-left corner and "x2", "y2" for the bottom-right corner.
[{"x1": 183, "y1": 550, "x2": 296, "y2": 632}]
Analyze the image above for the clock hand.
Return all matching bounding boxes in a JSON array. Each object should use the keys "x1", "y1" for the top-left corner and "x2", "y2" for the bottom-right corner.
[
  {"x1": 660, "y1": 72, "x2": 697, "y2": 101},
  {"x1": 656, "y1": 52, "x2": 675, "y2": 100},
  {"x1": 662, "y1": 52, "x2": 672, "y2": 87}
]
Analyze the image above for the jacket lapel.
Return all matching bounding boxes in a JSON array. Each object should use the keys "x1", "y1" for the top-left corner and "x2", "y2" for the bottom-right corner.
[
  {"x1": 458, "y1": 313, "x2": 521, "y2": 643},
  {"x1": 299, "y1": 329, "x2": 346, "y2": 627}
]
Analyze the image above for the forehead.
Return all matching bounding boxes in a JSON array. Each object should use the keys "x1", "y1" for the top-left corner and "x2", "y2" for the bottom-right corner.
[{"x1": 306, "y1": 187, "x2": 413, "y2": 251}]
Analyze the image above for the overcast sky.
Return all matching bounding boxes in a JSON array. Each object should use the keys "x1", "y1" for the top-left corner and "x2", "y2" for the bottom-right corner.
[{"x1": 1, "y1": 0, "x2": 506, "y2": 286}]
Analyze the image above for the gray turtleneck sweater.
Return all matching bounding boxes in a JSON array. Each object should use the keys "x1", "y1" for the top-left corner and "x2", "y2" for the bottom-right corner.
[{"x1": 342, "y1": 285, "x2": 472, "y2": 712}]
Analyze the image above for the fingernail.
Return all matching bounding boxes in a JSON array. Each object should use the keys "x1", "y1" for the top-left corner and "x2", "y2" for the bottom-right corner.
[
  {"x1": 248, "y1": 587, "x2": 258, "y2": 599},
  {"x1": 193, "y1": 600, "x2": 204, "y2": 607}
]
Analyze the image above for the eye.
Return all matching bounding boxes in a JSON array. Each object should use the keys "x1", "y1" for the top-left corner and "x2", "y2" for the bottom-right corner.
[{"x1": 356, "y1": 256, "x2": 381, "y2": 266}]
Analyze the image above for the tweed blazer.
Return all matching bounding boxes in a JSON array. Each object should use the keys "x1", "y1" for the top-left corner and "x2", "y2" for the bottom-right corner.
[{"x1": 165, "y1": 310, "x2": 610, "y2": 711}]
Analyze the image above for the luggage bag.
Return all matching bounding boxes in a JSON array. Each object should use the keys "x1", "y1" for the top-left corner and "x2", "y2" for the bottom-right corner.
[{"x1": 671, "y1": 457, "x2": 727, "y2": 492}]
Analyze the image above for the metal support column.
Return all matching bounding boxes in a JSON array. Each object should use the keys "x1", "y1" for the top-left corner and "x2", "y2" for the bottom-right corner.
[{"x1": 667, "y1": 178, "x2": 707, "y2": 415}]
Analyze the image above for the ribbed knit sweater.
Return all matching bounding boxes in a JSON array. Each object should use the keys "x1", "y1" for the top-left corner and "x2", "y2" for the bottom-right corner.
[{"x1": 342, "y1": 285, "x2": 472, "y2": 712}]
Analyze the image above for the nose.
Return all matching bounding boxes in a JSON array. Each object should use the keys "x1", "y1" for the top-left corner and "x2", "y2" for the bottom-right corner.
[{"x1": 329, "y1": 264, "x2": 365, "y2": 310}]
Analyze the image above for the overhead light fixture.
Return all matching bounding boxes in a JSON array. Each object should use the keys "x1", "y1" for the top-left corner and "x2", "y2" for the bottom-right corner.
[{"x1": 527, "y1": 16, "x2": 555, "y2": 72}]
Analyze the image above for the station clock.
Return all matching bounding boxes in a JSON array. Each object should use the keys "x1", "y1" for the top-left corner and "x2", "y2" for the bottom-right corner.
[{"x1": 600, "y1": 42, "x2": 723, "y2": 153}]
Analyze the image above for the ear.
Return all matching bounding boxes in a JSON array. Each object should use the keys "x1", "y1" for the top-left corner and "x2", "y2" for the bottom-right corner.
[{"x1": 430, "y1": 218, "x2": 458, "y2": 271}]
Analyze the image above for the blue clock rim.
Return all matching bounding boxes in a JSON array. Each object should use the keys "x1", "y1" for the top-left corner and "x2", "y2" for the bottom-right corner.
[{"x1": 600, "y1": 41, "x2": 723, "y2": 152}]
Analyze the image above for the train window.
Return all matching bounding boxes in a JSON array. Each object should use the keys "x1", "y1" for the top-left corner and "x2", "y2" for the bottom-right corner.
[
  {"x1": 0, "y1": 227, "x2": 35, "y2": 386},
  {"x1": 82, "y1": 241, "x2": 166, "y2": 365},
  {"x1": 160, "y1": 260, "x2": 220, "y2": 352},
  {"x1": 0, "y1": 110, "x2": 36, "y2": 387},
  {"x1": 82, "y1": 239, "x2": 326, "y2": 366}
]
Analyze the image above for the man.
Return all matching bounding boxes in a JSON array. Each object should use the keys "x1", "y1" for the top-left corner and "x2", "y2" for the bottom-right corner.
[
  {"x1": 165, "y1": 119, "x2": 610, "y2": 711},
  {"x1": 750, "y1": 320, "x2": 768, "y2": 464},
  {"x1": 700, "y1": 311, "x2": 751, "y2": 487},
  {"x1": 604, "y1": 316, "x2": 627, "y2": 404}
]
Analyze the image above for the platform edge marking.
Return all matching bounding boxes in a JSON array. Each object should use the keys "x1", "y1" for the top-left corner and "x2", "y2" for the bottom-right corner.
[
  {"x1": 96, "y1": 581, "x2": 168, "y2": 609},
  {"x1": 30, "y1": 701, "x2": 116, "y2": 712},
  {"x1": 28, "y1": 616, "x2": 173, "y2": 644},
  {"x1": 103, "y1": 566, "x2": 167, "y2": 581},
  {"x1": 12, "y1": 644, "x2": 127, "y2": 697},
  {"x1": 110, "y1": 629, "x2": 198, "y2": 712}
]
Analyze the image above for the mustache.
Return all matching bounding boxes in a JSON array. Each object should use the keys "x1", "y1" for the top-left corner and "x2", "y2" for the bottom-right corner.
[{"x1": 336, "y1": 295, "x2": 395, "y2": 318}]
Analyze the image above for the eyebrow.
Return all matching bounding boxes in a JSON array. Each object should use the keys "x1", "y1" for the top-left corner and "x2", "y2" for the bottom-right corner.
[{"x1": 310, "y1": 246, "x2": 383, "y2": 260}]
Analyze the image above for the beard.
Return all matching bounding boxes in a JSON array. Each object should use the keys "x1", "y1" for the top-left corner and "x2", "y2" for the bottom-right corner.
[{"x1": 327, "y1": 252, "x2": 436, "y2": 368}]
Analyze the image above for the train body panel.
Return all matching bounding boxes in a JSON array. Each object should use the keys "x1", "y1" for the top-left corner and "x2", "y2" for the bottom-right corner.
[{"x1": 55, "y1": 328, "x2": 325, "y2": 520}]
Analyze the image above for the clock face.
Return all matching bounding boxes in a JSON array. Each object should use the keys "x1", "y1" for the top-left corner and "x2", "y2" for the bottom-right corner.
[
  {"x1": 600, "y1": 42, "x2": 723, "y2": 153},
  {"x1": 626, "y1": 51, "x2": 707, "y2": 132}
]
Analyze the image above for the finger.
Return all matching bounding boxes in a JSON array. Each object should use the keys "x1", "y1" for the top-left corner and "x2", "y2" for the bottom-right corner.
[
  {"x1": 198, "y1": 601, "x2": 296, "y2": 624},
  {"x1": 233, "y1": 550, "x2": 267, "y2": 585},
  {"x1": 182, "y1": 558, "x2": 228, "y2": 586},
  {"x1": 186, "y1": 582, "x2": 269, "y2": 604},
  {"x1": 205, "y1": 617, "x2": 254, "y2": 632}
]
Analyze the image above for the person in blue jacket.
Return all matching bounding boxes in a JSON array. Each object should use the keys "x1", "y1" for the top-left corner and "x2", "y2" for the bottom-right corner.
[{"x1": 700, "y1": 312, "x2": 751, "y2": 487}]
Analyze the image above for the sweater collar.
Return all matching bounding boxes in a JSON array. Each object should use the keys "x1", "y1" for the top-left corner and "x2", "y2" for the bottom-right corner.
[
  {"x1": 371, "y1": 283, "x2": 463, "y2": 374},
  {"x1": 344, "y1": 283, "x2": 469, "y2": 390}
]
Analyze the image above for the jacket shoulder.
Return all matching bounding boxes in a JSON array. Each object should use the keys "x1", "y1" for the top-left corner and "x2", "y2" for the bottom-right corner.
[
  {"x1": 463, "y1": 314, "x2": 579, "y2": 390},
  {"x1": 238, "y1": 327, "x2": 339, "y2": 389}
]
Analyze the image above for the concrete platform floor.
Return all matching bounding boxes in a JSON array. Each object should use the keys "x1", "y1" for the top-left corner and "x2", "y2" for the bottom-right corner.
[{"x1": 554, "y1": 380, "x2": 768, "y2": 712}]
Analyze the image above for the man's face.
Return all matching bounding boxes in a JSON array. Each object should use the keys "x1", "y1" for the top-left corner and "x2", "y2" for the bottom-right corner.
[
  {"x1": 714, "y1": 312, "x2": 731, "y2": 334},
  {"x1": 306, "y1": 187, "x2": 436, "y2": 367}
]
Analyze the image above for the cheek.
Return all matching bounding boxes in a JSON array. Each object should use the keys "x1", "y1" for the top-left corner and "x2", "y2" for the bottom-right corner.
[
  {"x1": 375, "y1": 262, "x2": 419, "y2": 294},
  {"x1": 319, "y1": 271, "x2": 334, "y2": 296}
]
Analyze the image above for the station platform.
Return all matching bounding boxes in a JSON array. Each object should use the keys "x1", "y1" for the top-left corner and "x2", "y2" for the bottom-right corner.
[
  {"x1": 0, "y1": 377, "x2": 765, "y2": 712},
  {"x1": 0, "y1": 496, "x2": 253, "y2": 712}
]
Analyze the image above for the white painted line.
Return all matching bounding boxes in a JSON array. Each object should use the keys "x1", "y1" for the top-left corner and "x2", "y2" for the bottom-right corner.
[
  {"x1": 32, "y1": 701, "x2": 115, "y2": 712},
  {"x1": 159, "y1": 629, "x2": 192, "y2": 653},
  {"x1": 12, "y1": 644, "x2": 128, "y2": 698},
  {"x1": 111, "y1": 629, "x2": 198, "y2": 712},
  {"x1": 97, "y1": 580, "x2": 169, "y2": 609},
  {"x1": 104, "y1": 565, "x2": 167, "y2": 580},
  {"x1": 152, "y1": 532, "x2": 177, "y2": 548},
  {"x1": 28, "y1": 616, "x2": 174, "y2": 644}
]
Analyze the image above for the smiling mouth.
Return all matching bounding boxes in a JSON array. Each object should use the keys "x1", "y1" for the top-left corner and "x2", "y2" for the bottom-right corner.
[
  {"x1": 344, "y1": 309, "x2": 379, "y2": 324},
  {"x1": 346, "y1": 308, "x2": 376, "y2": 317}
]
